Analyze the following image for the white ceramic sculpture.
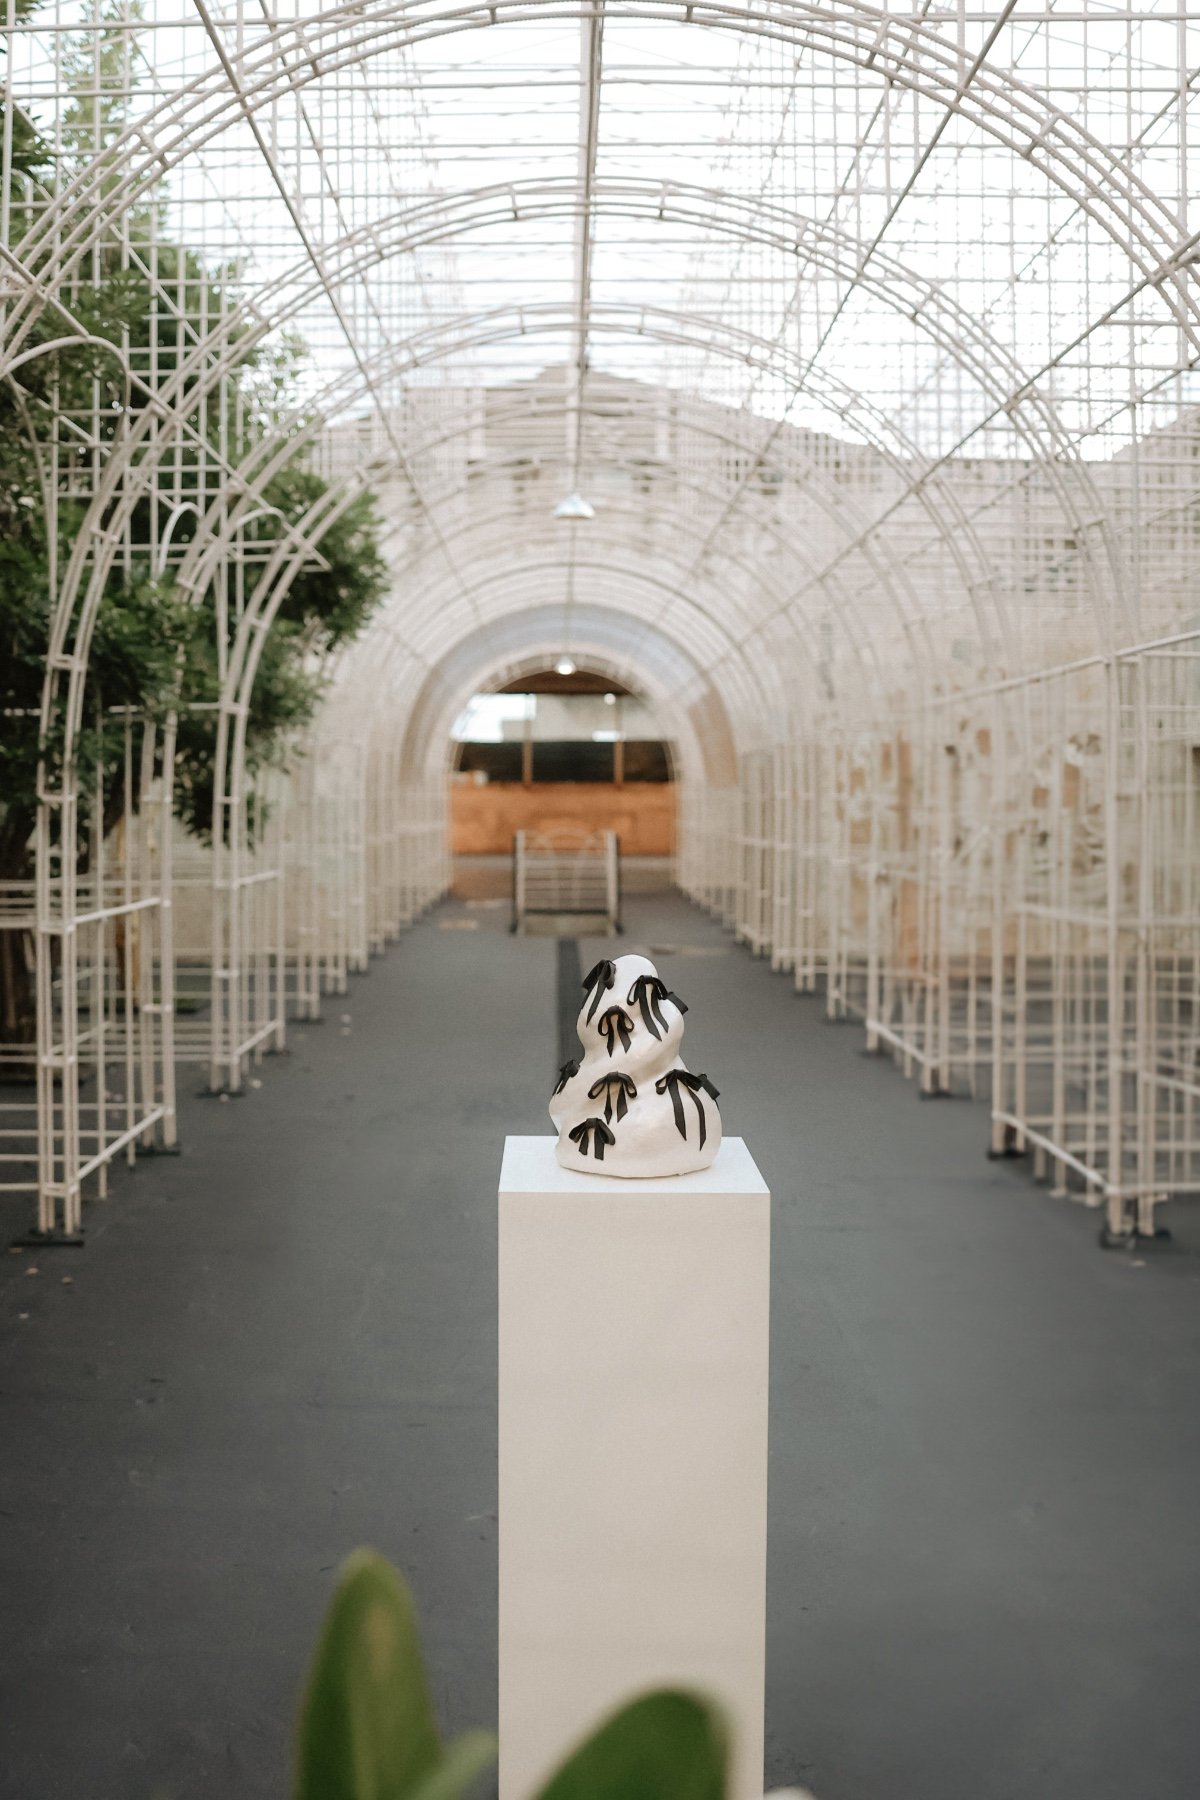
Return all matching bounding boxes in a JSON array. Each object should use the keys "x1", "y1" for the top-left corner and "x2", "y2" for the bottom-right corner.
[{"x1": 550, "y1": 952, "x2": 722, "y2": 1177}]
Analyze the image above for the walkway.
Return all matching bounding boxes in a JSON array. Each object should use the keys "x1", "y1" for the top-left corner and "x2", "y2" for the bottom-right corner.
[{"x1": 1, "y1": 894, "x2": 1198, "y2": 1800}]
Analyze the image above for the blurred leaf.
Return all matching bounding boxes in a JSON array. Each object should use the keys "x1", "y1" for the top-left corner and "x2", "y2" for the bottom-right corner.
[
  {"x1": 535, "y1": 1689, "x2": 729, "y2": 1800},
  {"x1": 407, "y1": 1730, "x2": 498, "y2": 1800},
  {"x1": 295, "y1": 1550, "x2": 442, "y2": 1800}
]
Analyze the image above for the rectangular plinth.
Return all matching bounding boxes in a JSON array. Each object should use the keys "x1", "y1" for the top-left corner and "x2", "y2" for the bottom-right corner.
[{"x1": 498, "y1": 1135, "x2": 770, "y2": 1800}]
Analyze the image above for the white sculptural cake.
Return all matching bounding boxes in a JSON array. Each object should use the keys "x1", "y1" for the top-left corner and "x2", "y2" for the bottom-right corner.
[{"x1": 550, "y1": 952, "x2": 722, "y2": 1177}]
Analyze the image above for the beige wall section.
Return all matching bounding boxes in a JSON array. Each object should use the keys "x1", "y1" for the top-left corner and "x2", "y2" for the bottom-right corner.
[
  {"x1": 685, "y1": 690, "x2": 737, "y2": 787},
  {"x1": 451, "y1": 781, "x2": 676, "y2": 855}
]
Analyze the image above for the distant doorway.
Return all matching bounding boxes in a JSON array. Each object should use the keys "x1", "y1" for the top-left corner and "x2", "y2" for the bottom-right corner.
[{"x1": 449, "y1": 667, "x2": 676, "y2": 899}]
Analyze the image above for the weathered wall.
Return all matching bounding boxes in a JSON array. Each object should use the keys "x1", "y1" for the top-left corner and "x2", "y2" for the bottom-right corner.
[{"x1": 450, "y1": 781, "x2": 676, "y2": 855}]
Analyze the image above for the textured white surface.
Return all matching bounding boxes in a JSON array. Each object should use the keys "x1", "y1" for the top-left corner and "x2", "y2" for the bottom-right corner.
[
  {"x1": 498, "y1": 1135, "x2": 770, "y2": 1800},
  {"x1": 550, "y1": 952, "x2": 722, "y2": 1177}
]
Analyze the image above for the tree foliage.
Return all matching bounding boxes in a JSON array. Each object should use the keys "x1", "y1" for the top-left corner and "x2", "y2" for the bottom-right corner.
[
  {"x1": 0, "y1": 1, "x2": 388, "y2": 1050},
  {"x1": 0, "y1": 0, "x2": 53, "y2": 186},
  {"x1": 0, "y1": 0, "x2": 389, "y2": 889}
]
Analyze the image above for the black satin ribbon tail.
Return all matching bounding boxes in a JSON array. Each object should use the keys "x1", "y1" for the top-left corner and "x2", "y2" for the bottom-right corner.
[
  {"x1": 589, "y1": 1071, "x2": 636, "y2": 1123},
  {"x1": 627, "y1": 974, "x2": 671, "y2": 1040},
  {"x1": 654, "y1": 1068, "x2": 716, "y2": 1150},
  {"x1": 552, "y1": 1058, "x2": 579, "y2": 1095},
  {"x1": 567, "y1": 1115, "x2": 616, "y2": 1161},
  {"x1": 582, "y1": 959, "x2": 616, "y2": 1025},
  {"x1": 597, "y1": 1006, "x2": 633, "y2": 1057}
]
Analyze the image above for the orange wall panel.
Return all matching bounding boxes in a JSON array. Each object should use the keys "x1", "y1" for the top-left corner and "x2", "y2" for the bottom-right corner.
[{"x1": 450, "y1": 781, "x2": 677, "y2": 856}]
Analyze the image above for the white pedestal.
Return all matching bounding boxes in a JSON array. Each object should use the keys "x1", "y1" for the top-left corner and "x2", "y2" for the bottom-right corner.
[{"x1": 498, "y1": 1135, "x2": 770, "y2": 1800}]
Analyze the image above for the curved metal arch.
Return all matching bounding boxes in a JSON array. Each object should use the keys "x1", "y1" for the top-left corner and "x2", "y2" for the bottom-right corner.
[
  {"x1": 214, "y1": 164, "x2": 1121, "y2": 627},
  {"x1": 205, "y1": 171, "x2": 1119, "y2": 475},
  {"x1": 28, "y1": 313, "x2": 993, "y2": 824},
  {"x1": 53, "y1": 286, "x2": 1027, "y2": 755},
  {"x1": 11, "y1": 173, "x2": 1105, "y2": 481},
  {"x1": 193, "y1": 374, "x2": 911, "y2": 610},
  {"x1": 328, "y1": 381, "x2": 1074, "y2": 690},
  {"x1": 307, "y1": 472, "x2": 828, "y2": 726},
  {"x1": 223, "y1": 293, "x2": 1124, "y2": 653},
  {"x1": 286, "y1": 414, "x2": 928, "y2": 728},
  {"x1": 183, "y1": 468, "x2": 840, "y2": 759},
  {"x1": 33, "y1": 162, "x2": 1070, "y2": 491},
  {"x1": 315, "y1": 653, "x2": 705, "y2": 788},
  {"x1": 435, "y1": 647, "x2": 687, "y2": 749},
  {"x1": 6, "y1": 39, "x2": 1189, "y2": 691},
  {"x1": 178, "y1": 325, "x2": 980, "y2": 675},
  {"x1": 29, "y1": 141, "x2": 1131, "y2": 699},
  {"x1": 281, "y1": 299, "x2": 1039, "y2": 661},
  {"x1": 412, "y1": 573, "x2": 788, "y2": 749},
  {"x1": 383, "y1": 598, "x2": 740, "y2": 784},
  {"x1": 366, "y1": 532, "x2": 824, "y2": 722},
  {"x1": 222, "y1": 480, "x2": 799, "y2": 774},
  {"x1": 32, "y1": 156, "x2": 1144, "y2": 781},
  {"x1": 415, "y1": 641, "x2": 708, "y2": 786},
  {"x1": 29, "y1": 168, "x2": 1127, "y2": 617},
  {"x1": 372, "y1": 551, "x2": 794, "y2": 712},
  {"x1": 9, "y1": 0, "x2": 1195, "y2": 357},
  {"x1": 332, "y1": 631, "x2": 698, "y2": 739},
  {"x1": 323, "y1": 379, "x2": 1072, "y2": 723},
  {"x1": 48, "y1": 313, "x2": 922, "y2": 773},
  {"x1": 347, "y1": 489, "x2": 897, "y2": 702},
  {"x1": 352, "y1": 428, "x2": 912, "y2": 626},
  {"x1": 317, "y1": 556, "x2": 723, "y2": 734},
  {"x1": 233, "y1": 513, "x2": 745, "y2": 783},
  {"x1": 199, "y1": 460, "x2": 760, "y2": 837}
]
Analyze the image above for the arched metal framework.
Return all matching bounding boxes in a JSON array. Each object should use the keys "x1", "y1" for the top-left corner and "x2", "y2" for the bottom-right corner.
[{"x1": 3, "y1": 0, "x2": 1200, "y2": 1243}]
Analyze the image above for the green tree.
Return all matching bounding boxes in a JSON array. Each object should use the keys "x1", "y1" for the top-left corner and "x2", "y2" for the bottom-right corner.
[
  {"x1": 0, "y1": 0, "x2": 389, "y2": 1053},
  {"x1": 0, "y1": 0, "x2": 53, "y2": 186}
]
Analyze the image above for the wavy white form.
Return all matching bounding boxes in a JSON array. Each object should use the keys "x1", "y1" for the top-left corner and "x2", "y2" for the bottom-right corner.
[{"x1": 550, "y1": 951, "x2": 721, "y2": 1178}]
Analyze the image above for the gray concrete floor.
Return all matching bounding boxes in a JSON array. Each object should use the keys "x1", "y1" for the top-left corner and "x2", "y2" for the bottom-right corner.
[{"x1": 1, "y1": 893, "x2": 1198, "y2": 1800}]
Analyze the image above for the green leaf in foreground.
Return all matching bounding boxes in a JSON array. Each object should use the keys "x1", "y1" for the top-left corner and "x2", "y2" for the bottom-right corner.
[
  {"x1": 295, "y1": 1550, "x2": 495, "y2": 1800},
  {"x1": 535, "y1": 1689, "x2": 729, "y2": 1800},
  {"x1": 406, "y1": 1732, "x2": 498, "y2": 1800}
]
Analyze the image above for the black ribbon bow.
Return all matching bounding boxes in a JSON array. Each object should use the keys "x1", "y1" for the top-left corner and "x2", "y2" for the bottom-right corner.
[
  {"x1": 627, "y1": 974, "x2": 672, "y2": 1040},
  {"x1": 597, "y1": 1006, "x2": 634, "y2": 1057},
  {"x1": 552, "y1": 1058, "x2": 579, "y2": 1096},
  {"x1": 582, "y1": 959, "x2": 616, "y2": 1025},
  {"x1": 568, "y1": 1116, "x2": 616, "y2": 1161},
  {"x1": 588, "y1": 1071, "x2": 637, "y2": 1124},
  {"x1": 655, "y1": 1069, "x2": 720, "y2": 1150}
]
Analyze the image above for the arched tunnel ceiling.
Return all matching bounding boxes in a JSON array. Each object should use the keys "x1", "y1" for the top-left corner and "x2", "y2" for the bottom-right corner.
[
  {"x1": 381, "y1": 603, "x2": 738, "y2": 784},
  {"x1": 7, "y1": 0, "x2": 1200, "y2": 753}
]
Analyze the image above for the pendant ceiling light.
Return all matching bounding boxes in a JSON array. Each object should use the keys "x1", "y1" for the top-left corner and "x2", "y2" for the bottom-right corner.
[{"x1": 553, "y1": 493, "x2": 595, "y2": 520}]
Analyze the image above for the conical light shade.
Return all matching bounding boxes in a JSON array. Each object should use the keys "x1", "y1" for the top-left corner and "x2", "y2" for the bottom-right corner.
[{"x1": 553, "y1": 493, "x2": 595, "y2": 520}]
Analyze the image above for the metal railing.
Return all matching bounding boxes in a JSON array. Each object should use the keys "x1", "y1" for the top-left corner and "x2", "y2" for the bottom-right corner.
[{"x1": 511, "y1": 829, "x2": 621, "y2": 934}]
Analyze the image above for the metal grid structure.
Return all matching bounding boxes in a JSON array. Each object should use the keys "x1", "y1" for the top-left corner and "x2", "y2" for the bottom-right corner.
[
  {"x1": 3, "y1": 0, "x2": 1200, "y2": 1243},
  {"x1": 512, "y1": 828, "x2": 621, "y2": 934}
]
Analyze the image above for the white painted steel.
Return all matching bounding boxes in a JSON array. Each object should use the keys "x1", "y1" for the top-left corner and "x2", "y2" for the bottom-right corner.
[
  {"x1": 512, "y1": 829, "x2": 620, "y2": 932},
  {"x1": 1, "y1": 1, "x2": 1199, "y2": 1238}
]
